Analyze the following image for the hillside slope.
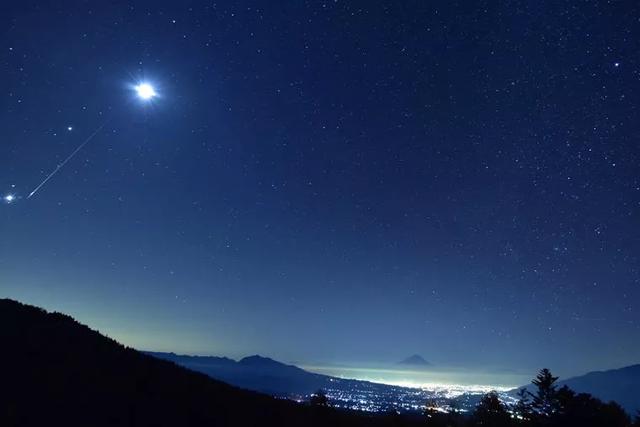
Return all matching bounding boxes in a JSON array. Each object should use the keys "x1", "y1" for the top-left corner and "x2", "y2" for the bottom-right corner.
[
  {"x1": 0, "y1": 299, "x2": 406, "y2": 427},
  {"x1": 514, "y1": 365, "x2": 640, "y2": 415},
  {"x1": 147, "y1": 351, "x2": 335, "y2": 396},
  {"x1": 558, "y1": 365, "x2": 640, "y2": 414}
]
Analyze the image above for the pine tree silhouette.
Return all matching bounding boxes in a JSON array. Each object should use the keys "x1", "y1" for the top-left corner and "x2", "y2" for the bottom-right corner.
[
  {"x1": 529, "y1": 368, "x2": 559, "y2": 418},
  {"x1": 309, "y1": 389, "x2": 329, "y2": 407},
  {"x1": 470, "y1": 391, "x2": 511, "y2": 427}
]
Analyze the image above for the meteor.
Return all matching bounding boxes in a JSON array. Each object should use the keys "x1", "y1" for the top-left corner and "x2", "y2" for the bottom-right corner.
[
  {"x1": 22, "y1": 78, "x2": 160, "y2": 201},
  {"x1": 27, "y1": 122, "x2": 106, "y2": 199}
]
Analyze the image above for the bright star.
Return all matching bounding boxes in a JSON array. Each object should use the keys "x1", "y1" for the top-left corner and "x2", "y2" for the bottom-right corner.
[
  {"x1": 4, "y1": 194, "x2": 15, "y2": 203},
  {"x1": 67, "y1": 126, "x2": 73, "y2": 131},
  {"x1": 135, "y1": 83, "x2": 157, "y2": 100}
]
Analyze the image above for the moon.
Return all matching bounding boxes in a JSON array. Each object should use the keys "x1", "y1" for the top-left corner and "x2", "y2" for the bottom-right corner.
[{"x1": 135, "y1": 83, "x2": 157, "y2": 100}]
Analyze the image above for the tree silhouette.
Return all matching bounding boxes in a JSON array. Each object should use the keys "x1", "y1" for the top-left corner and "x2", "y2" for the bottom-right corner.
[
  {"x1": 448, "y1": 399, "x2": 461, "y2": 415},
  {"x1": 551, "y1": 387, "x2": 630, "y2": 427},
  {"x1": 513, "y1": 387, "x2": 533, "y2": 424},
  {"x1": 555, "y1": 385, "x2": 579, "y2": 417},
  {"x1": 424, "y1": 398, "x2": 439, "y2": 420},
  {"x1": 470, "y1": 391, "x2": 511, "y2": 427},
  {"x1": 529, "y1": 368, "x2": 559, "y2": 418},
  {"x1": 599, "y1": 401, "x2": 631, "y2": 427},
  {"x1": 309, "y1": 389, "x2": 329, "y2": 407},
  {"x1": 512, "y1": 369, "x2": 634, "y2": 427}
]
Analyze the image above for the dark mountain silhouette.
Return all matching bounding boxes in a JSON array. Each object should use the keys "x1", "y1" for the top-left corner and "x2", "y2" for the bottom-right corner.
[
  {"x1": 238, "y1": 354, "x2": 313, "y2": 379},
  {"x1": 240, "y1": 355, "x2": 290, "y2": 367},
  {"x1": 148, "y1": 351, "x2": 353, "y2": 396},
  {"x1": 397, "y1": 354, "x2": 431, "y2": 368},
  {"x1": 0, "y1": 298, "x2": 412, "y2": 427},
  {"x1": 558, "y1": 365, "x2": 640, "y2": 414},
  {"x1": 147, "y1": 352, "x2": 476, "y2": 413},
  {"x1": 515, "y1": 364, "x2": 640, "y2": 414}
]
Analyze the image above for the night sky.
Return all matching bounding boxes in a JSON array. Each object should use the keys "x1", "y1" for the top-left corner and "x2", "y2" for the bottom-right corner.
[{"x1": 1, "y1": 1, "x2": 639, "y2": 381}]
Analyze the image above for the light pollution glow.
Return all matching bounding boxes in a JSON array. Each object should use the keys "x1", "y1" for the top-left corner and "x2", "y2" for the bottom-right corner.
[{"x1": 302, "y1": 365, "x2": 523, "y2": 396}]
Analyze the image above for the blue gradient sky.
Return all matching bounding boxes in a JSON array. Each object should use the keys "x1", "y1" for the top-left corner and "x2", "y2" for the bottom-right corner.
[{"x1": 2, "y1": 1, "x2": 639, "y2": 380}]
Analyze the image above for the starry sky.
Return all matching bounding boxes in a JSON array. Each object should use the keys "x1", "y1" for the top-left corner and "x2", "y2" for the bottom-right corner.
[{"x1": 1, "y1": 1, "x2": 639, "y2": 380}]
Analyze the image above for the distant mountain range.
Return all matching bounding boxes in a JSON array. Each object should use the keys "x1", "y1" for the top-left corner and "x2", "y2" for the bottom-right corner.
[
  {"x1": 3, "y1": 296, "x2": 638, "y2": 422},
  {"x1": 0, "y1": 298, "x2": 405, "y2": 427},
  {"x1": 516, "y1": 365, "x2": 640, "y2": 414},
  {"x1": 147, "y1": 351, "x2": 457, "y2": 413},
  {"x1": 397, "y1": 354, "x2": 431, "y2": 368},
  {"x1": 154, "y1": 350, "x2": 640, "y2": 415},
  {"x1": 148, "y1": 351, "x2": 435, "y2": 397},
  {"x1": 554, "y1": 365, "x2": 640, "y2": 414},
  {"x1": 147, "y1": 351, "x2": 338, "y2": 396}
]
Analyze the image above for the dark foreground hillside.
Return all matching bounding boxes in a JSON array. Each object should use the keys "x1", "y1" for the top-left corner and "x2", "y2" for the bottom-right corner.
[{"x1": 0, "y1": 299, "x2": 412, "y2": 427}]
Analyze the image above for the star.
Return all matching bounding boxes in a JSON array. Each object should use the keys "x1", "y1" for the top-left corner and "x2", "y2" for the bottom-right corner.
[
  {"x1": 4, "y1": 194, "x2": 15, "y2": 203},
  {"x1": 67, "y1": 126, "x2": 73, "y2": 131},
  {"x1": 135, "y1": 83, "x2": 156, "y2": 100}
]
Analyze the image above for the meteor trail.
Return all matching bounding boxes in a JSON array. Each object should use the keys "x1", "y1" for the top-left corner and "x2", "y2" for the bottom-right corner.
[{"x1": 27, "y1": 121, "x2": 107, "y2": 199}]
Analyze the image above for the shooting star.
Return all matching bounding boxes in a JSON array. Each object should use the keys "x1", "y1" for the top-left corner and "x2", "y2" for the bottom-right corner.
[
  {"x1": 27, "y1": 121, "x2": 107, "y2": 199},
  {"x1": 25, "y1": 80, "x2": 158, "y2": 200}
]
